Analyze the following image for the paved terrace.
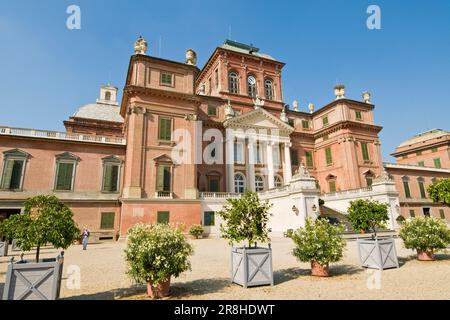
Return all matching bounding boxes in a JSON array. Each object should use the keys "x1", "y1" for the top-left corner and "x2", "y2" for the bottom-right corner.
[{"x1": 1, "y1": 237, "x2": 449, "y2": 300}]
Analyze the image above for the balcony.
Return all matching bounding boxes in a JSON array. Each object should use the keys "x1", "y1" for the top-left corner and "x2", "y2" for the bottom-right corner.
[
  {"x1": 155, "y1": 191, "x2": 173, "y2": 199},
  {"x1": 0, "y1": 126, "x2": 126, "y2": 146},
  {"x1": 199, "y1": 192, "x2": 241, "y2": 199}
]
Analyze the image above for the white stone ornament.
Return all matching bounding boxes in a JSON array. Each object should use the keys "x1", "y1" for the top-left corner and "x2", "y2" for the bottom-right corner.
[
  {"x1": 292, "y1": 100, "x2": 299, "y2": 111},
  {"x1": 334, "y1": 84, "x2": 346, "y2": 100},
  {"x1": 134, "y1": 36, "x2": 148, "y2": 55},
  {"x1": 253, "y1": 96, "x2": 265, "y2": 109},
  {"x1": 225, "y1": 100, "x2": 235, "y2": 119},
  {"x1": 186, "y1": 49, "x2": 197, "y2": 66},
  {"x1": 308, "y1": 103, "x2": 314, "y2": 114},
  {"x1": 280, "y1": 107, "x2": 288, "y2": 123},
  {"x1": 362, "y1": 91, "x2": 371, "y2": 104}
]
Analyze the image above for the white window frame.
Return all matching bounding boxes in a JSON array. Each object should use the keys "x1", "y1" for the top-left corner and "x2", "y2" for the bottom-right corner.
[{"x1": 234, "y1": 173, "x2": 246, "y2": 193}]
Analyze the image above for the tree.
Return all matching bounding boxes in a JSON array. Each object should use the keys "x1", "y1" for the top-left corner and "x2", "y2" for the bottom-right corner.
[
  {"x1": 427, "y1": 178, "x2": 450, "y2": 207},
  {"x1": 347, "y1": 199, "x2": 389, "y2": 237},
  {"x1": 217, "y1": 191, "x2": 272, "y2": 247},
  {"x1": 0, "y1": 195, "x2": 80, "y2": 261}
]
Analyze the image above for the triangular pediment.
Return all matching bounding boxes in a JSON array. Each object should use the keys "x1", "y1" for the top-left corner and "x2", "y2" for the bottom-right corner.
[
  {"x1": 224, "y1": 108, "x2": 294, "y2": 134},
  {"x1": 153, "y1": 154, "x2": 173, "y2": 164},
  {"x1": 3, "y1": 149, "x2": 31, "y2": 158}
]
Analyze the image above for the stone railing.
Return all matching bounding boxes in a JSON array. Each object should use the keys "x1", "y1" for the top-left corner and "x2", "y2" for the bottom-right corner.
[
  {"x1": 199, "y1": 192, "x2": 241, "y2": 199},
  {"x1": 258, "y1": 185, "x2": 290, "y2": 196},
  {"x1": 0, "y1": 126, "x2": 126, "y2": 145},
  {"x1": 155, "y1": 191, "x2": 173, "y2": 199},
  {"x1": 324, "y1": 186, "x2": 373, "y2": 198}
]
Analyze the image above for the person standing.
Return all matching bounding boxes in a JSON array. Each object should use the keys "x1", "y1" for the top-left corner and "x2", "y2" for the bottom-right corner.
[{"x1": 81, "y1": 226, "x2": 90, "y2": 250}]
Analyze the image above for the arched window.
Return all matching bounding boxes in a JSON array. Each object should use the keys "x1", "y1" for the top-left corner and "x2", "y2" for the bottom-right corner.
[
  {"x1": 234, "y1": 173, "x2": 245, "y2": 193},
  {"x1": 274, "y1": 175, "x2": 283, "y2": 188},
  {"x1": 228, "y1": 72, "x2": 239, "y2": 94},
  {"x1": 255, "y1": 175, "x2": 264, "y2": 192},
  {"x1": 247, "y1": 75, "x2": 257, "y2": 98},
  {"x1": 264, "y1": 79, "x2": 273, "y2": 100},
  {"x1": 104, "y1": 91, "x2": 111, "y2": 101}
]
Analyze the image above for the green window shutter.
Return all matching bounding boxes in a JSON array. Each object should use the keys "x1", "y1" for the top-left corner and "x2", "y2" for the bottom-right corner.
[
  {"x1": 361, "y1": 143, "x2": 370, "y2": 161},
  {"x1": 103, "y1": 164, "x2": 119, "y2": 192},
  {"x1": 418, "y1": 161, "x2": 425, "y2": 167},
  {"x1": 403, "y1": 181, "x2": 411, "y2": 198},
  {"x1": 322, "y1": 116, "x2": 328, "y2": 126},
  {"x1": 439, "y1": 209, "x2": 445, "y2": 219},
  {"x1": 409, "y1": 210, "x2": 415, "y2": 218},
  {"x1": 163, "y1": 166, "x2": 171, "y2": 191},
  {"x1": 355, "y1": 111, "x2": 362, "y2": 120},
  {"x1": 159, "y1": 118, "x2": 171, "y2": 141},
  {"x1": 433, "y1": 158, "x2": 441, "y2": 168},
  {"x1": 1, "y1": 160, "x2": 14, "y2": 189},
  {"x1": 100, "y1": 212, "x2": 115, "y2": 229},
  {"x1": 156, "y1": 165, "x2": 164, "y2": 191},
  {"x1": 10, "y1": 160, "x2": 24, "y2": 189},
  {"x1": 325, "y1": 147, "x2": 332, "y2": 165},
  {"x1": 290, "y1": 149, "x2": 299, "y2": 166},
  {"x1": 418, "y1": 182, "x2": 426, "y2": 198},
  {"x1": 157, "y1": 211, "x2": 170, "y2": 224},
  {"x1": 302, "y1": 120, "x2": 309, "y2": 129},
  {"x1": 56, "y1": 162, "x2": 74, "y2": 191},
  {"x1": 329, "y1": 180, "x2": 336, "y2": 193},
  {"x1": 204, "y1": 211, "x2": 215, "y2": 226},
  {"x1": 209, "y1": 178, "x2": 219, "y2": 192},
  {"x1": 305, "y1": 151, "x2": 313, "y2": 168}
]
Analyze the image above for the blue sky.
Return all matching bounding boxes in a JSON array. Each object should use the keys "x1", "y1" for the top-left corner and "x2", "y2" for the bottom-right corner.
[{"x1": 0, "y1": 0, "x2": 449, "y2": 161}]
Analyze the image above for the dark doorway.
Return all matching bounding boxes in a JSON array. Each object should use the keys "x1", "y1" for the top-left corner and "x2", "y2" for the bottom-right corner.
[
  {"x1": 0, "y1": 209, "x2": 21, "y2": 242},
  {"x1": 423, "y1": 207, "x2": 431, "y2": 217}
]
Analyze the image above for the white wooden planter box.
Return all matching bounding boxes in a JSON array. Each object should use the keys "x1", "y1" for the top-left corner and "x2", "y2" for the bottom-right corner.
[
  {"x1": 357, "y1": 238, "x2": 399, "y2": 270},
  {"x1": 2, "y1": 252, "x2": 64, "y2": 300},
  {"x1": 0, "y1": 241, "x2": 8, "y2": 257},
  {"x1": 231, "y1": 246, "x2": 274, "y2": 288}
]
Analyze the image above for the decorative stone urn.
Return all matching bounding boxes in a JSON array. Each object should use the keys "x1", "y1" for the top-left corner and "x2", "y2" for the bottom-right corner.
[
  {"x1": 357, "y1": 237, "x2": 399, "y2": 270},
  {"x1": 417, "y1": 250, "x2": 435, "y2": 261},
  {"x1": 230, "y1": 246, "x2": 274, "y2": 288}
]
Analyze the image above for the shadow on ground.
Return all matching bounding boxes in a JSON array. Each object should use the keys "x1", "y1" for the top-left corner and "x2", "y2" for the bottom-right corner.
[
  {"x1": 64, "y1": 278, "x2": 232, "y2": 300},
  {"x1": 274, "y1": 264, "x2": 362, "y2": 284}
]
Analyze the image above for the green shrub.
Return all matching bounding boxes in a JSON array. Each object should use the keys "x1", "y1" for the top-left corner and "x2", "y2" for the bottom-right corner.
[
  {"x1": 217, "y1": 191, "x2": 272, "y2": 247},
  {"x1": 396, "y1": 215, "x2": 406, "y2": 225},
  {"x1": 291, "y1": 218, "x2": 346, "y2": 266},
  {"x1": 124, "y1": 223, "x2": 193, "y2": 286},
  {"x1": 0, "y1": 195, "x2": 80, "y2": 261},
  {"x1": 347, "y1": 199, "x2": 389, "y2": 236},
  {"x1": 189, "y1": 224, "x2": 204, "y2": 239},
  {"x1": 399, "y1": 217, "x2": 450, "y2": 253},
  {"x1": 427, "y1": 178, "x2": 450, "y2": 206}
]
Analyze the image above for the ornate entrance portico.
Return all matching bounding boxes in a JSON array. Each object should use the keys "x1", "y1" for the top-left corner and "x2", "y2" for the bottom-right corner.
[{"x1": 223, "y1": 107, "x2": 294, "y2": 193}]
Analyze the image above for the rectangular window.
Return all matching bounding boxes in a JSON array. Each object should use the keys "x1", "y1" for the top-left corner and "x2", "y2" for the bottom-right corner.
[
  {"x1": 159, "y1": 117, "x2": 172, "y2": 141},
  {"x1": 160, "y1": 73, "x2": 173, "y2": 86},
  {"x1": 418, "y1": 161, "x2": 425, "y2": 167},
  {"x1": 361, "y1": 142, "x2": 370, "y2": 161},
  {"x1": 418, "y1": 181, "x2": 427, "y2": 199},
  {"x1": 403, "y1": 181, "x2": 411, "y2": 198},
  {"x1": 254, "y1": 143, "x2": 263, "y2": 164},
  {"x1": 273, "y1": 144, "x2": 281, "y2": 167},
  {"x1": 214, "y1": 69, "x2": 219, "y2": 88},
  {"x1": 366, "y1": 177, "x2": 373, "y2": 187},
  {"x1": 302, "y1": 120, "x2": 309, "y2": 129},
  {"x1": 156, "y1": 165, "x2": 171, "y2": 192},
  {"x1": 157, "y1": 211, "x2": 170, "y2": 224},
  {"x1": 325, "y1": 147, "x2": 333, "y2": 166},
  {"x1": 433, "y1": 158, "x2": 442, "y2": 169},
  {"x1": 355, "y1": 110, "x2": 362, "y2": 120},
  {"x1": 204, "y1": 211, "x2": 215, "y2": 226},
  {"x1": 1, "y1": 159, "x2": 24, "y2": 190},
  {"x1": 234, "y1": 142, "x2": 244, "y2": 164},
  {"x1": 329, "y1": 180, "x2": 336, "y2": 193},
  {"x1": 208, "y1": 78, "x2": 212, "y2": 94},
  {"x1": 207, "y1": 106, "x2": 217, "y2": 116},
  {"x1": 322, "y1": 116, "x2": 329, "y2": 126},
  {"x1": 305, "y1": 151, "x2": 314, "y2": 168},
  {"x1": 209, "y1": 177, "x2": 219, "y2": 192},
  {"x1": 432, "y1": 147, "x2": 438, "y2": 153},
  {"x1": 409, "y1": 210, "x2": 415, "y2": 218},
  {"x1": 288, "y1": 118, "x2": 295, "y2": 127},
  {"x1": 100, "y1": 212, "x2": 115, "y2": 229},
  {"x1": 102, "y1": 164, "x2": 119, "y2": 192},
  {"x1": 439, "y1": 209, "x2": 445, "y2": 219},
  {"x1": 290, "y1": 149, "x2": 299, "y2": 166},
  {"x1": 55, "y1": 162, "x2": 75, "y2": 191}
]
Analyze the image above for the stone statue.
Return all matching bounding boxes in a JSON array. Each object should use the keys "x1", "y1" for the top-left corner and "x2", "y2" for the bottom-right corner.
[
  {"x1": 362, "y1": 91, "x2": 371, "y2": 104},
  {"x1": 292, "y1": 100, "x2": 299, "y2": 111},
  {"x1": 185, "y1": 49, "x2": 197, "y2": 66},
  {"x1": 373, "y1": 168, "x2": 392, "y2": 183},
  {"x1": 134, "y1": 36, "x2": 148, "y2": 55},
  {"x1": 295, "y1": 163, "x2": 310, "y2": 178},
  {"x1": 253, "y1": 96, "x2": 265, "y2": 109},
  {"x1": 334, "y1": 84, "x2": 346, "y2": 100},
  {"x1": 308, "y1": 103, "x2": 314, "y2": 114},
  {"x1": 225, "y1": 100, "x2": 235, "y2": 119},
  {"x1": 280, "y1": 106, "x2": 288, "y2": 123},
  {"x1": 198, "y1": 83, "x2": 206, "y2": 95}
]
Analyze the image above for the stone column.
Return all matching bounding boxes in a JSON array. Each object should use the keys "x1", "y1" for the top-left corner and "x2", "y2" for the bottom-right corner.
[
  {"x1": 283, "y1": 142, "x2": 292, "y2": 184},
  {"x1": 266, "y1": 141, "x2": 275, "y2": 189},
  {"x1": 226, "y1": 129, "x2": 235, "y2": 192},
  {"x1": 246, "y1": 138, "x2": 256, "y2": 192}
]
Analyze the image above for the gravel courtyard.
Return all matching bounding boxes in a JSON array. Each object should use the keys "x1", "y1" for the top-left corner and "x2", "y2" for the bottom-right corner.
[{"x1": 1, "y1": 237, "x2": 449, "y2": 300}]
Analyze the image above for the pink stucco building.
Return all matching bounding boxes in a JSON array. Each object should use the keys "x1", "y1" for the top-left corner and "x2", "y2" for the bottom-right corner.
[{"x1": 0, "y1": 38, "x2": 448, "y2": 240}]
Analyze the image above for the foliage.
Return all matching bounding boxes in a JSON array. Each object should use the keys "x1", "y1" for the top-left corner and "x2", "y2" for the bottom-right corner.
[
  {"x1": 189, "y1": 224, "x2": 204, "y2": 239},
  {"x1": 0, "y1": 195, "x2": 80, "y2": 261},
  {"x1": 124, "y1": 223, "x2": 193, "y2": 286},
  {"x1": 399, "y1": 217, "x2": 450, "y2": 253},
  {"x1": 427, "y1": 178, "x2": 450, "y2": 207},
  {"x1": 347, "y1": 199, "x2": 389, "y2": 237},
  {"x1": 396, "y1": 215, "x2": 406, "y2": 224},
  {"x1": 291, "y1": 218, "x2": 346, "y2": 266},
  {"x1": 217, "y1": 191, "x2": 272, "y2": 247}
]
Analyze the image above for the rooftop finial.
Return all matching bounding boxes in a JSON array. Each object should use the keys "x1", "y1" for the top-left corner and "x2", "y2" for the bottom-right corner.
[
  {"x1": 134, "y1": 36, "x2": 148, "y2": 55},
  {"x1": 292, "y1": 100, "x2": 299, "y2": 111},
  {"x1": 362, "y1": 91, "x2": 371, "y2": 104},
  {"x1": 186, "y1": 49, "x2": 197, "y2": 66},
  {"x1": 334, "y1": 84, "x2": 346, "y2": 100}
]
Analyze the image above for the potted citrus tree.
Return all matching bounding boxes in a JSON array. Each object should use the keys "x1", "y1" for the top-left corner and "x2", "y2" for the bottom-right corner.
[
  {"x1": 291, "y1": 218, "x2": 346, "y2": 277},
  {"x1": 189, "y1": 224, "x2": 204, "y2": 239},
  {"x1": 347, "y1": 199, "x2": 399, "y2": 270},
  {"x1": 0, "y1": 195, "x2": 80, "y2": 300},
  {"x1": 124, "y1": 223, "x2": 193, "y2": 299},
  {"x1": 399, "y1": 217, "x2": 450, "y2": 261},
  {"x1": 217, "y1": 191, "x2": 274, "y2": 288}
]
